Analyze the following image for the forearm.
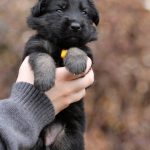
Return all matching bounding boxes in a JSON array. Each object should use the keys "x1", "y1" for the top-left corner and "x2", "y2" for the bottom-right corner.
[{"x1": 0, "y1": 82, "x2": 55, "y2": 150}]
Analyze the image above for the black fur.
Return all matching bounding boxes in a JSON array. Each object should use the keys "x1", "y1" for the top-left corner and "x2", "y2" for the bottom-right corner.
[{"x1": 23, "y1": 0, "x2": 99, "y2": 149}]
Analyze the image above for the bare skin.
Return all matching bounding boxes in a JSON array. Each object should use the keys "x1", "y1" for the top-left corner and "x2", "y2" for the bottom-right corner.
[{"x1": 16, "y1": 57, "x2": 94, "y2": 115}]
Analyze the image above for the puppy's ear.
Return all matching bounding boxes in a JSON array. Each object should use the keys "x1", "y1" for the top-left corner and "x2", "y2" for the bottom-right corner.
[
  {"x1": 88, "y1": 0, "x2": 100, "y2": 26},
  {"x1": 32, "y1": 0, "x2": 48, "y2": 17}
]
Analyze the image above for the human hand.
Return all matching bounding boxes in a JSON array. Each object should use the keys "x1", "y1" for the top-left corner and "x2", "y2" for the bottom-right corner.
[
  {"x1": 45, "y1": 57, "x2": 94, "y2": 114},
  {"x1": 16, "y1": 57, "x2": 94, "y2": 115}
]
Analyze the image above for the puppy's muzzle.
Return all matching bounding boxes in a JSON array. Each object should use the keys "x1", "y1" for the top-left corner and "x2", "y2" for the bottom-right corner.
[
  {"x1": 70, "y1": 22, "x2": 81, "y2": 32},
  {"x1": 64, "y1": 16, "x2": 83, "y2": 33}
]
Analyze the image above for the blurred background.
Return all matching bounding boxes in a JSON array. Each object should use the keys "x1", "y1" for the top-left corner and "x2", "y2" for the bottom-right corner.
[{"x1": 0, "y1": 0, "x2": 150, "y2": 149}]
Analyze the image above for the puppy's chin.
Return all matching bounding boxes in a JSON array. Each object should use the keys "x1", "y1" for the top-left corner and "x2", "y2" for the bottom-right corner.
[
  {"x1": 67, "y1": 37, "x2": 80, "y2": 45},
  {"x1": 59, "y1": 37, "x2": 84, "y2": 47}
]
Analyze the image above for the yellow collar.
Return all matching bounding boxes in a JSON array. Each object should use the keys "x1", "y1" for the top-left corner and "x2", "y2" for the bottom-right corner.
[{"x1": 61, "y1": 49, "x2": 68, "y2": 59}]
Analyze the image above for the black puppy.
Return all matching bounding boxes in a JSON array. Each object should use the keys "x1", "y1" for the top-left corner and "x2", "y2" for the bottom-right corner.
[{"x1": 23, "y1": 0, "x2": 99, "y2": 149}]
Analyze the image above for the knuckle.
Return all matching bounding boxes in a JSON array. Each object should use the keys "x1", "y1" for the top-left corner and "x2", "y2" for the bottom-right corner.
[
  {"x1": 64, "y1": 98, "x2": 71, "y2": 107},
  {"x1": 64, "y1": 88, "x2": 72, "y2": 95}
]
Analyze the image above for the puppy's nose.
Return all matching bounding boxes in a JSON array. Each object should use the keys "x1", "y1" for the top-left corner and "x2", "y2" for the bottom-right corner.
[{"x1": 70, "y1": 22, "x2": 81, "y2": 32}]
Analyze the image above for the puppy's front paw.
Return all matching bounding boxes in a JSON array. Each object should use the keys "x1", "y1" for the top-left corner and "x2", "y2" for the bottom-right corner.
[
  {"x1": 63, "y1": 48, "x2": 87, "y2": 75},
  {"x1": 29, "y1": 53, "x2": 56, "y2": 91},
  {"x1": 34, "y1": 69, "x2": 55, "y2": 91}
]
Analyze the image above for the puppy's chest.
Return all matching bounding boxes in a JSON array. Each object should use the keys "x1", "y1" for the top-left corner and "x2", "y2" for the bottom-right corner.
[{"x1": 50, "y1": 48, "x2": 65, "y2": 67}]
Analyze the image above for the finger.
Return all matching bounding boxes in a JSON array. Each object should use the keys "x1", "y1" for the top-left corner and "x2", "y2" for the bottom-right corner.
[
  {"x1": 68, "y1": 89, "x2": 86, "y2": 103},
  {"x1": 56, "y1": 57, "x2": 92, "y2": 81},
  {"x1": 66, "y1": 69, "x2": 94, "y2": 92},
  {"x1": 52, "y1": 89, "x2": 86, "y2": 115}
]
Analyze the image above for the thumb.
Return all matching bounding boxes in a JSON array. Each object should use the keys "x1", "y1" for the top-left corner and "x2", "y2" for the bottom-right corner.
[{"x1": 16, "y1": 57, "x2": 34, "y2": 84}]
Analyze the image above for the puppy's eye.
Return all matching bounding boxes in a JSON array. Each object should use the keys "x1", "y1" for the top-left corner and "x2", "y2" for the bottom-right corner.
[
  {"x1": 82, "y1": 10, "x2": 88, "y2": 15},
  {"x1": 56, "y1": 9, "x2": 63, "y2": 14}
]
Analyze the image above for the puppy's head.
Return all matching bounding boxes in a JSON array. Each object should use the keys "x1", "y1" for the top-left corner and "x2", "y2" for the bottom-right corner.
[{"x1": 28, "y1": 0, "x2": 99, "y2": 47}]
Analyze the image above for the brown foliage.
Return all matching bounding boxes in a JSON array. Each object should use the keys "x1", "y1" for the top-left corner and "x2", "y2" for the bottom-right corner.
[{"x1": 0, "y1": 0, "x2": 150, "y2": 149}]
